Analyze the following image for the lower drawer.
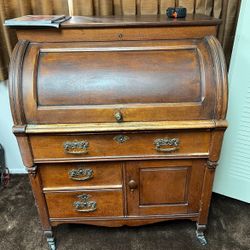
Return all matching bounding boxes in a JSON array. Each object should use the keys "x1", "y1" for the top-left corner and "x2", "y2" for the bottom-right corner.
[
  {"x1": 45, "y1": 190, "x2": 123, "y2": 218},
  {"x1": 40, "y1": 162, "x2": 122, "y2": 190}
]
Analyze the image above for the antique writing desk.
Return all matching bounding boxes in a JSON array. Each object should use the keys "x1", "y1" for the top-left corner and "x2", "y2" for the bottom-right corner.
[{"x1": 8, "y1": 15, "x2": 228, "y2": 249}]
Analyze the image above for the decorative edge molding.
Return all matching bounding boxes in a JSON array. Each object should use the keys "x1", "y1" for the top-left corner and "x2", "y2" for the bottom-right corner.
[
  {"x1": 8, "y1": 40, "x2": 30, "y2": 125},
  {"x1": 13, "y1": 126, "x2": 34, "y2": 167},
  {"x1": 206, "y1": 160, "x2": 218, "y2": 170},
  {"x1": 13, "y1": 125, "x2": 26, "y2": 135},
  {"x1": 25, "y1": 120, "x2": 228, "y2": 134},
  {"x1": 205, "y1": 35, "x2": 228, "y2": 120},
  {"x1": 26, "y1": 165, "x2": 37, "y2": 177}
]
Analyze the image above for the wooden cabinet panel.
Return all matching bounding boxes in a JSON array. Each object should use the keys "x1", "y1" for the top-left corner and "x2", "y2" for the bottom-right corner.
[
  {"x1": 39, "y1": 162, "x2": 122, "y2": 190},
  {"x1": 139, "y1": 167, "x2": 189, "y2": 205},
  {"x1": 45, "y1": 190, "x2": 123, "y2": 218},
  {"x1": 22, "y1": 38, "x2": 217, "y2": 124},
  {"x1": 126, "y1": 159, "x2": 205, "y2": 216},
  {"x1": 37, "y1": 43, "x2": 201, "y2": 106},
  {"x1": 30, "y1": 131, "x2": 211, "y2": 162},
  {"x1": 8, "y1": 14, "x2": 227, "y2": 247}
]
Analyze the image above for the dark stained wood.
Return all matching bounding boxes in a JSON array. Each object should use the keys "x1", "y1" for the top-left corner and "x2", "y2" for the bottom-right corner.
[
  {"x1": 126, "y1": 160, "x2": 205, "y2": 216},
  {"x1": 45, "y1": 189, "x2": 123, "y2": 218},
  {"x1": 8, "y1": 15, "x2": 228, "y2": 247},
  {"x1": 17, "y1": 26, "x2": 218, "y2": 43},
  {"x1": 8, "y1": 40, "x2": 29, "y2": 125},
  {"x1": 61, "y1": 14, "x2": 221, "y2": 28},
  {"x1": 12, "y1": 125, "x2": 34, "y2": 167},
  {"x1": 28, "y1": 170, "x2": 51, "y2": 231},
  {"x1": 197, "y1": 160, "x2": 218, "y2": 225},
  {"x1": 40, "y1": 162, "x2": 122, "y2": 190},
  {"x1": 29, "y1": 131, "x2": 211, "y2": 161},
  {"x1": 37, "y1": 43, "x2": 201, "y2": 106},
  {"x1": 24, "y1": 120, "x2": 227, "y2": 134},
  {"x1": 20, "y1": 37, "x2": 221, "y2": 124},
  {"x1": 50, "y1": 213, "x2": 199, "y2": 227}
]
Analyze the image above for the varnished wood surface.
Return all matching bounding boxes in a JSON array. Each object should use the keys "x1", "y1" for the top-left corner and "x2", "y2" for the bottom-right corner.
[
  {"x1": 40, "y1": 162, "x2": 122, "y2": 190},
  {"x1": 17, "y1": 26, "x2": 217, "y2": 43},
  {"x1": 25, "y1": 120, "x2": 227, "y2": 134},
  {"x1": 8, "y1": 15, "x2": 228, "y2": 243},
  {"x1": 19, "y1": 36, "x2": 224, "y2": 124},
  {"x1": 29, "y1": 131, "x2": 211, "y2": 161},
  {"x1": 45, "y1": 189, "x2": 123, "y2": 218},
  {"x1": 58, "y1": 14, "x2": 222, "y2": 28},
  {"x1": 126, "y1": 159, "x2": 205, "y2": 216},
  {"x1": 50, "y1": 213, "x2": 198, "y2": 227},
  {"x1": 37, "y1": 42, "x2": 201, "y2": 106}
]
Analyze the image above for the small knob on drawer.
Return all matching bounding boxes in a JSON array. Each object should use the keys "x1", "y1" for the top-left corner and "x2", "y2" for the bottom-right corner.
[{"x1": 128, "y1": 180, "x2": 137, "y2": 191}]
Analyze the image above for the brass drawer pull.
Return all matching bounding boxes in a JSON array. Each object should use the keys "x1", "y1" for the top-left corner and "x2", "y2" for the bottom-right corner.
[
  {"x1": 154, "y1": 138, "x2": 180, "y2": 152},
  {"x1": 73, "y1": 194, "x2": 96, "y2": 213},
  {"x1": 64, "y1": 140, "x2": 89, "y2": 154},
  {"x1": 68, "y1": 168, "x2": 94, "y2": 181}
]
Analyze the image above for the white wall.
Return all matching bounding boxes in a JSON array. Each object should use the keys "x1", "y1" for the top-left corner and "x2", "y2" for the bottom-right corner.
[
  {"x1": 213, "y1": 0, "x2": 250, "y2": 203},
  {"x1": 0, "y1": 82, "x2": 26, "y2": 173}
]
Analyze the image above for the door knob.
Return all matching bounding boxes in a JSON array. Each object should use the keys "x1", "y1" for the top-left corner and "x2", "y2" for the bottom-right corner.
[{"x1": 128, "y1": 180, "x2": 137, "y2": 191}]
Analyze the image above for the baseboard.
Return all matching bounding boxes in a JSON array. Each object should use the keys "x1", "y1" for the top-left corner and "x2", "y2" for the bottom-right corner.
[{"x1": 9, "y1": 168, "x2": 27, "y2": 174}]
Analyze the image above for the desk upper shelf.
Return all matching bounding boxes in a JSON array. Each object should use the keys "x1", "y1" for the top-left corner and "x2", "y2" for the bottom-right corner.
[{"x1": 5, "y1": 14, "x2": 221, "y2": 29}]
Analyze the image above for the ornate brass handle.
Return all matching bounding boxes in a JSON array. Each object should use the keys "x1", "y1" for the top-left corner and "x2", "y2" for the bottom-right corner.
[
  {"x1": 68, "y1": 168, "x2": 94, "y2": 181},
  {"x1": 154, "y1": 138, "x2": 180, "y2": 152},
  {"x1": 64, "y1": 140, "x2": 89, "y2": 154},
  {"x1": 73, "y1": 194, "x2": 96, "y2": 213}
]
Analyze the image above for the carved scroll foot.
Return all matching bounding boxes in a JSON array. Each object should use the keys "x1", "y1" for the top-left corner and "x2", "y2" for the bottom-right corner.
[
  {"x1": 196, "y1": 224, "x2": 207, "y2": 245},
  {"x1": 44, "y1": 230, "x2": 56, "y2": 250}
]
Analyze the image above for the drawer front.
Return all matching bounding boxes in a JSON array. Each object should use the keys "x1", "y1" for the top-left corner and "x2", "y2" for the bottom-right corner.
[
  {"x1": 30, "y1": 131, "x2": 210, "y2": 161},
  {"x1": 126, "y1": 159, "x2": 205, "y2": 216},
  {"x1": 45, "y1": 190, "x2": 123, "y2": 218},
  {"x1": 40, "y1": 162, "x2": 122, "y2": 190}
]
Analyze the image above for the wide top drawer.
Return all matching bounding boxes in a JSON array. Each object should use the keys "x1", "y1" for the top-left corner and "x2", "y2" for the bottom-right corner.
[
  {"x1": 9, "y1": 36, "x2": 227, "y2": 125},
  {"x1": 29, "y1": 130, "x2": 211, "y2": 162}
]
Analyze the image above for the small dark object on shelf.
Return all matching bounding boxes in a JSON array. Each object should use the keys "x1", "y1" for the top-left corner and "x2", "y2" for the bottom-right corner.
[
  {"x1": 166, "y1": 7, "x2": 187, "y2": 18},
  {"x1": 0, "y1": 144, "x2": 10, "y2": 189}
]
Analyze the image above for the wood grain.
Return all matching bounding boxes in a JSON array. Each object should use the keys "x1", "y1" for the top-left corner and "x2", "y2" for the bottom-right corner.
[
  {"x1": 29, "y1": 131, "x2": 211, "y2": 161},
  {"x1": 8, "y1": 15, "x2": 228, "y2": 244},
  {"x1": 40, "y1": 162, "x2": 122, "y2": 190},
  {"x1": 126, "y1": 159, "x2": 205, "y2": 216},
  {"x1": 46, "y1": 190, "x2": 123, "y2": 218}
]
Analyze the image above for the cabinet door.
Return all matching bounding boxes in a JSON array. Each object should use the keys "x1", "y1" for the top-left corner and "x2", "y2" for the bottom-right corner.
[{"x1": 126, "y1": 159, "x2": 205, "y2": 216}]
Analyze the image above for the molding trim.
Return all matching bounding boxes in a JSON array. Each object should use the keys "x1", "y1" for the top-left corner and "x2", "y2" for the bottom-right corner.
[
  {"x1": 26, "y1": 165, "x2": 37, "y2": 177},
  {"x1": 8, "y1": 40, "x2": 29, "y2": 125},
  {"x1": 205, "y1": 36, "x2": 228, "y2": 120},
  {"x1": 206, "y1": 160, "x2": 218, "y2": 170},
  {"x1": 25, "y1": 120, "x2": 228, "y2": 134}
]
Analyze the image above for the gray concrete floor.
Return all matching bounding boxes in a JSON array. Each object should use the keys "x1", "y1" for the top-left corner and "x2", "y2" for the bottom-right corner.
[{"x1": 0, "y1": 175, "x2": 249, "y2": 250}]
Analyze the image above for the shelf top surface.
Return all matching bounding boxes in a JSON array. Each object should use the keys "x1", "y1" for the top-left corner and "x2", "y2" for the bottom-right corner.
[
  {"x1": 62, "y1": 14, "x2": 221, "y2": 28},
  {"x1": 6, "y1": 14, "x2": 221, "y2": 29}
]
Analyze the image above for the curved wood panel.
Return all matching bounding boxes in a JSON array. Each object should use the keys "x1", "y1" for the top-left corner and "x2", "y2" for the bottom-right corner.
[
  {"x1": 205, "y1": 36, "x2": 228, "y2": 119},
  {"x1": 8, "y1": 40, "x2": 29, "y2": 125},
  {"x1": 16, "y1": 37, "x2": 227, "y2": 124}
]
